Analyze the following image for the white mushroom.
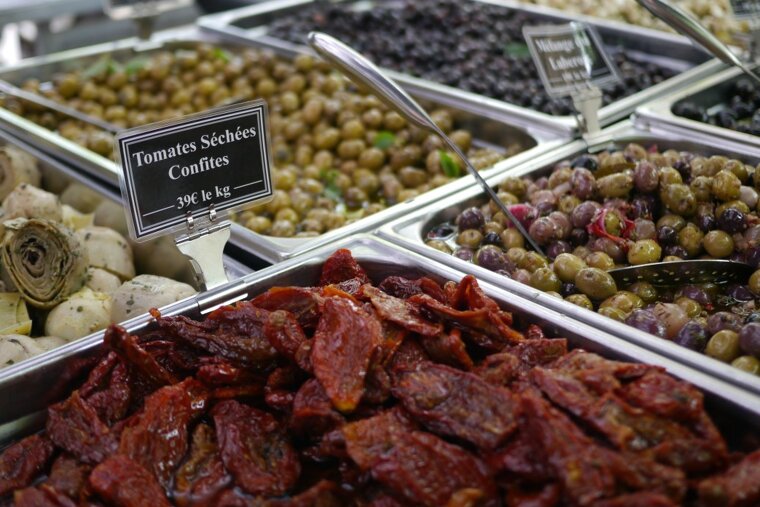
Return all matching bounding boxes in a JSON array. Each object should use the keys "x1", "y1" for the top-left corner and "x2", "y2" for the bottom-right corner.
[{"x1": 111, "y1": 274, "x2": 195, "y2": 323}]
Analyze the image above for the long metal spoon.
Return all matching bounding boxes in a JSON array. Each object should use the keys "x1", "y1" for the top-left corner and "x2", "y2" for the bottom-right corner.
[
  {"x1": 307, "y1": 31, "x2": 545, "y2": 257},
  {"x1": 637, "y1": 0, "x2": 760, "y2": 86}
]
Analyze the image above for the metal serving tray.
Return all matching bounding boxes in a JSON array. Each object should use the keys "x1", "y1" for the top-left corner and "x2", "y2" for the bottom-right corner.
[
  {"x1": 378, "y1": 119, "x2": 760, "y2": 398},
  {"x1": 0, "y1": 130, "x2": 251, "y2": 417},
  {"x1": 636, "y1": 65, "x2": 760, "y2": 150},
  {"x1": 198, "y1": 0, "x2": 722, "y2": 136},
  {"x1": 2, "y1": 234, "x2": 759, "y2": 445},
  {"x1": 0, "y1": 27, "x2": 568, "y2": 265}
]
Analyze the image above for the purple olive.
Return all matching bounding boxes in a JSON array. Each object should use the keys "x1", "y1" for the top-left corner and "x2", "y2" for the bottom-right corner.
[
  {"x1": 569, "y1": 228, "x2": 589, "y2": 246},
  {"x1": 482, "y1": 231, "x2": 501, "y2": 246},
  {"x1": 745, "y1": 312, "x2": 760, "y2": 324},
  {"x1": 630, "y1": 195, "x2": 657, "y2": 219},
  {"x1": 677, "y1": 285, "x2": 712, "y2": 306},
  {"x1": 560, "y1": 282, "x2": 578, "y2": 297},
  {"x1": 664, "y1": 245, "x2": 689, "y2": 259},
  {"x1": 718, "y1": 208, "x2": 747, "y2": 234},
  {"x1": 745, "y1": 246, "x2": 760, "y2": 268},
  {"x1": 548, "y1": 211, "x2": 572, "y2": 239},
  {"x1": 571, "y1": 154, "x2": 598, "y2": 170},
  {"x1": 456, "y1": 207, "x2": 485, "y2": 231},
  {"x1": 625, "y1": 309, "x2": 667, "y2": 338},
  {"x1": 427, "y1": 223, "x2": 456, "y2": 240},
  {"x1": 589, "y1": 237, "x2": 626, "y2": 264},
  {"x1": 571, "y1": 201, "x2": 601, "y2": 228},
  {"x1": 739, "y1": 322, "x2": 760, "y2": 356},
  {"x1": 632, "y1": 219, "x2": 656, "y2": 241},
  {"x1": 726, "y1": 285, "x2": 754, "y2": 302},
  {"x1": 707, "y1": 312, "x2": 743, "y2": 335},
  {"x1": 475, "y1": 245, "x2": 511, "y2": 272},
  {"x1": 546, "y1": 240, "x2": 571, "y2": 259},
  {"x1": 674, "y1": 320, "x2": 708, "y2": 352},
  {"x1": 696, "y1": 214, "x2": 716, "y2": 233},
  {"x1": 529, "y1": 217, "x2": 558, "y2": 245},
  {"x1": 657, "y1": 226, "x2": 677, "y2": 245},
  {"x1": 453, "y1": 247, "x2": 474, "y2": 262},
  {"x1": 570, "y1": 168, "x2": 596, "y2": 199},
  {"x1": 633, "y1": 160, "x2": 660, "y2": 192},
  {"x1": 512, "y1": 268, "x2": 531, "y2": 285}
]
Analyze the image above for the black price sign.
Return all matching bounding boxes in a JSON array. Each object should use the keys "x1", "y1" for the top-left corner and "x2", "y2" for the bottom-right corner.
[
  {"x1": 523, "y1": 23, "x2": 620, "y2": 98},
  {"x1": 117, "y1": 100, "x2": 273, "y2": 241},
  {"x1": 731, "y1": 0, "x2": 760, "y2": 19},
  {"x1": 103, "y1": 0, "x2": 191, "y2": 19}
]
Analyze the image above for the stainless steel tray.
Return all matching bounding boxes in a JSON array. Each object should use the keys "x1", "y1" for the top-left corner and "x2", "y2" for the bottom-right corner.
[
  {"x1": 0, "y1": 130, "x2": 251, "y2": 403},
  {"x1": 2, "y1": 234, "x2": 759, "y2": 445},
  {"x1": 378, "y1": 119, "x2": 760, "y2": 398},
  {"x1": 636, "y1": 65, "x2": 760, "y2": 150},
  {"x1": 198, "y1": 0, "x2": 722, "y2": 136},
  {"x1": 0, "y1": 26, "x2": 568, "y2": 264}
]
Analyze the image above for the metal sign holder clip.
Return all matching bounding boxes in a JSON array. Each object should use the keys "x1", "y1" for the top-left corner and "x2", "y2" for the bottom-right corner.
[
  {"x1": 572, "y1": 85, "x2": 605, "y2": 149},
  {"x1": 175, "y1": 204, "x2": 230, "y2": 291}
]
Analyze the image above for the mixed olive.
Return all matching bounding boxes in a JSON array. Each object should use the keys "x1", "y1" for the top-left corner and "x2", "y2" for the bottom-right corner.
[
  {"x1": 0, "y1": 44, "x2": 511, "y2": 238},
  {"x1": 267, "y1": 0, "x2": 679, "y2": 116},
  {"x1": 674, "y1": 78, "x2": 760, "y2": 137},
  {"x1": 426, "y1": 144, "x2": 760, "y2": 374}
]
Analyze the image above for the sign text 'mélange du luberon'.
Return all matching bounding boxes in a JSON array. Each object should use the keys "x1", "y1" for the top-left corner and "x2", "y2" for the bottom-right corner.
[{"x1": 117, "y1": 100, "x2": 273, "y2": 241}]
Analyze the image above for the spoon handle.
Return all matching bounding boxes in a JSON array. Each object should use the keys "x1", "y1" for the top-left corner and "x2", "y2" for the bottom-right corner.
[
  {"x1": 637, "y1": 0, "x2": 760, "y2": 85},
  {"x1": 307, "y1": 31, "x2": 546, "y2": 257}
]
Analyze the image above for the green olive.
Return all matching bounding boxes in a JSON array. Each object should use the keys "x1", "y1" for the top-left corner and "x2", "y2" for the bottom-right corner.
[
  {"x1": 600, "y1": 291, "x2": 643, "y2": 315},
  {"x1": 731, "y1": 356, "x2": 760, "y2": 375},
  {"x1": 706, "y1": 330, "x2": 741, "y2": 363},
  {"x1": 575, "y1": 268, "x2": 617, "y2": 300},
  {"x1": 675, "y1": 297, "x2": 702, "y2": 318},
  {"x1": 559, "y1": 195, "x2": 582, "y2": 215},
  {"x1": 661, "y1": 184, "x2": 696, "y2": 216},
  {"x1": 500, "y1": 228, "x2": 524, "y2": 250},
  {"x1": 658, "y1": 167, "x2": 683, "y2": 186},
  {"x1": 656, "y1": 214, "x2": 686, "y2": 231},
  {"x1": 456, "y1": 229, "x2": 483, "y2": 249},
  {"x1": 499, "y1": 177, "x2": 527, "y2": 198},
  {"x1": 530, "y1": 267, "x2": 562, "y2": 292},
  {"x1": 749, "y1": 270, "x2": 760, "y2": 295},
  {"x1": 245, "y1": 216, "x2": 271, "y2": 234},
  {"x1": 678, "y1": 223, "x2": 704, "y2": 258},
  {"x1": 712, "y1": 170, "x2": 742, "y2": 202},
  {"x1": 628, "y1": 282, "x2": 658, "y2": 304},
  {"x1": 690, "y1": 176, "x2": 713, "y2": 201},
  {"x1": 523, "y1": 251, "x2": 548, "y2": 272},
  {"x1": 627, "y1": 239, "x2": 662, "y2": 265},
  {"x1": 586, "y1": 252, "x2": 615, "y2": 271},
  {"x1": 598, "y1": 306, "x2": 627, "y2": 322},
  {"x1": 553, "y1": 253, "x2": 587, "y2": 283},
  {"x1": 426, "y1": 240, "x2": 452, "y2": 254},
  {"x1": 597, "y1": 172, "x2": 634, "y2": 198},
  {"x1": 703, "y1": 230, "x2": 734, "y2": 258},
  {"x1": 716, "y1": 200, "x2": 751, "y2": 216},
  {"x1": 483, "y1": 221, "x2": 504, "y2": 235},
  {"x1": 507, "y1": 247, "x2": 527, "y2": 267},
  {"x1": 566, "y1": 294, "x2": 593, "y2": 310}
]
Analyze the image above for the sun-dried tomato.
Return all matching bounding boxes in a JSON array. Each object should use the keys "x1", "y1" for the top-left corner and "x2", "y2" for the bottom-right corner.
[
  {"x1": 376, "y1": 321, "x2": 407, "y2": 366},
  {"x1": 104, "y1": 325, "x2": 178, "y2": 386},
  {"x1": 47, "y1": 391, "x2": 117, "y2": 465},
  {"x1": 419, "y1": 329, "x2": 473, "y2": 370},
  {"x1": 118, "y1": 378, "x2": 208, "y2": 488},
  {"x1": 263, "y1": 310, "x2": 307, "y2": 361},
  {"x1": 319, "y1": 249, "x2": 371, "y2": 286},
  {"x1": 13, "y1": 486, "x2": 77, "y2": 507},
  {"x1": 452, "y1": 275, "x2": 513, "y2": 327},
  {"x1": 409, "y1": 293, "x2": 523, "y2": 349},
  {"x1": 598, "y1": 447, "x2": 686, "y2": 502},
  {"x1": 196, "y1": 358, "x2": 265, "y2": 388},
  {"x1": 697, "y1": 448, "x2": 760, "y2": 507},
  {"x1": 504, "y1": 483, "x2": 560, "y2": 507},
  {"x1": 173, "y1": 423, "x2": 231, "y2": 507},
  {"x1": 83, "y1": 361, "x2": 131, "y2": 426},
  {"x1": 377, "y1": 275, "x2": 447, "y2": 303},
  {"x1": 212, "y1": 400, "x2": 300, "y2": 496},
  {"x1": 312, "y1": 297, "x2": 381, "y2": 413},
  {"x1": 619, "y1": 370, "x2": 703, "y2": 422},
  {"x1": 361, "y1": 284, "x2": 443, "y2": 336},
  {"x1": 44, "y1": 455, "x2": 90, "y2": 501},
  {"x1": 264, "y1": 365, "x2": 303, "y2": 411},
  {"x1": 521, "y1": 391, "x2": 617, "y2": 505},
  {"x1": 251, "y1": 287, "x2": 322, "y2": 331},
  {"x1": 269, "y1": 480, "x2": 342, "y2": 507},
  {"x1": 550, "y1": 350, "x2": 654, "y2": 380},
  {"x1": 592, "y1": 492, "x2": 678, "y2": 507},
  {"x1": 290, "y1": 378, "x2": 345, "y2": 438},
  {"x1": 506, "y1": 339, "x2": 568, "y2": 368},
  {"x1": 342, "y1": 408, "x2": 415, "y2": 470},
  {"x1": 393, "y1": 362, "x2": 519, "y2": 449},
  {"x1": 89, "y1": 455, "x2": 171, "y2": 507},
  {"x1": 486, "y1": 428, "x2": 550, "y2": 482},
  {"x1": 387, "y1": 339, "x2": 428, "y2": 372},
  {"x1": 370, "y1": 431, "x2": 497, "y2": 507},
  {"x1": 0, "y1": 434, "x2": 54, "y2": 496},
  {"x1": 155, "y1": 303, "x2": 279, "y2": 368},
  {"x1": 474, "y1": 352, "x2": 521, "y2": 387}
]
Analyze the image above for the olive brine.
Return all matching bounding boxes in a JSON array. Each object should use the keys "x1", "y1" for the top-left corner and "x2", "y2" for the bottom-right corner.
[{"x1": 426, "y1": 144, "x2": 760, "y2": 374}]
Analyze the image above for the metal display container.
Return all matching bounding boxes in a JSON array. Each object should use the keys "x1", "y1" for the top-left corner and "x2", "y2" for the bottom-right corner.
[
  {"x1": 2, "y1": 234, "x2": 759, "y2": 446},
  {"x1": 0, "y1": 27, "x2": 567, "y2": 264},
  {"x1": 636, "y1": 65, "x2": 760, "y2": 150},
  {"x1": 378, "y1": 120, "x2": 760, "y2": 398},
  {"x1": 197, "y1": 0, "x2": 721, "y2": 136},
  {"x1": 0, "y1": 130, "x2": 250, "y2": 430}
]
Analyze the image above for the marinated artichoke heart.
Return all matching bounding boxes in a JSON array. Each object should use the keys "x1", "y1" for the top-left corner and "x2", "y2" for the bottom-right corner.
[
  {"x1": 0, "y1": 146, "x2": 40, "y2": 201},
  {"x1": 0, "y1": 292, "x2": 31, "y2": 336},
  {"x1": 2, "y1": 183, "x2": 62, "y2": 221},
  {"x1": 45, "y1": 288, "x2": 112, "y2": 341},
  {"x1": 0, "y1": 334, "x2": 66, "y2": 367},
  {"x1": 60, "y1": 182, "x2": 103, "y2": 213},
  {"x1": 111, "y1": 274, "x2": 195, "y2": 322},
  {"x1": 1, "y1": 218, "x2": 87, "y2": 309},
  {"x1": 85, "y1": 267, "x2": 122, "y2": 294},
  {"x1": 62, "y1": 204, "x2": 95, "y2": 231},
  {"x1": 77, "y1": 226, "x2": 135, "y2": 281}
]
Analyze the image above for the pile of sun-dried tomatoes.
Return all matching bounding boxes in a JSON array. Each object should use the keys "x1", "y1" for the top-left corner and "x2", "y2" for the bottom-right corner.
[{"x1": 1, "y1": 249, "x2": 758, "y2": 506}]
